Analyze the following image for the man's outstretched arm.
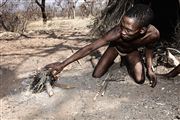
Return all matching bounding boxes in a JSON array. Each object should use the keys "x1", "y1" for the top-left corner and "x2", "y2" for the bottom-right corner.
[{"x1": 45, "y1": 26, "x2": 121, "y2": 74}]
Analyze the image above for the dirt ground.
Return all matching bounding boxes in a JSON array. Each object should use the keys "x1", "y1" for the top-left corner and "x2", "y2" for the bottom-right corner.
[{"x1": 0, "y1": 18, "x2": 180, "y2": 120}]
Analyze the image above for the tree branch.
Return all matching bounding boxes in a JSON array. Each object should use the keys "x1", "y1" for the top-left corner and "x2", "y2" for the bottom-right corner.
[
  {"x1": 0, "y1": 0, "x2": 8, "y2": 7},
  {"x1": 35, "y1": 0, "x2": 42, "y2": 8}
]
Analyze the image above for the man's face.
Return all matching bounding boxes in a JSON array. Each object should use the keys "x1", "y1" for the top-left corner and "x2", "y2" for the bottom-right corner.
[{"x1": 120, "y1": 16, "x2": 143, "y2": 41}]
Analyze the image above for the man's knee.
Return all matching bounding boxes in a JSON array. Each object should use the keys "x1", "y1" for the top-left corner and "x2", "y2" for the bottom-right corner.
[
  {"x1": 92, "y1": 72, "x2": 102, "y2": 78},
  {"x1": 134, "y1": 76, "x2": 145, "y2": 84},
  {"x1": 128, "y1": 69, "x2": 145, "y2": 84}
]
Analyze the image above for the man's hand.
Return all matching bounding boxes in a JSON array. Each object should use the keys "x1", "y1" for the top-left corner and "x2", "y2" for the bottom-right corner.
[
  {"x1": 45, "y1": 62, "x2": 64, "y2": 75},
  {"x1": 147, "y1": 70, "x2": 157, "y2": 88}
]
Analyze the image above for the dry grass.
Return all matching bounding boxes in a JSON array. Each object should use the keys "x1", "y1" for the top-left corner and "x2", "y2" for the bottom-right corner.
[{"x1": 27, "y1": 17, "x2": 92, "y2": 31}]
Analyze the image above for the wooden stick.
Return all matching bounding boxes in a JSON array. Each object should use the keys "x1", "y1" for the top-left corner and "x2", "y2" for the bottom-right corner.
[
  {"x1": 101, "y1": 82, "x2": 108, "y2": 96},
  {"x1": 45, "y1": 81, "x2": 54, "y2": 97},
  {"x1": 166, "y1": 47, "x2": 180, "y2": 54},
  {"x1": 93, "y1": 73, "x2": 111, "y2": 101},
  {"x1": 54, "y1": 83, "x2": 77, "y2": 89}
]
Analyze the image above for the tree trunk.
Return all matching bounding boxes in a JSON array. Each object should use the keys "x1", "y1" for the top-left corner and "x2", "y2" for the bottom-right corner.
[
  {"x1": 67, "y1": 1, "x2": 76, "y2": 19},
  {"x1": 90, "y1": 1, "x2": 95, "y2": 16},
  {"x1": 41, "y1": 6, "x2": 47, "y2": 23},
  {"x1": 0, "y1": 19, "x2": 9, "y2": 31},
  {"x1": 35, "y1": 0, "x2": 47, "y2": 24}
]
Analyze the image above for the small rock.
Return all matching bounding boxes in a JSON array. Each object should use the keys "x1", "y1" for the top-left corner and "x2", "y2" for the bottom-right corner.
[
  {"x1": 144, "y1": 106, "x2": 148, "y2": 108},
  {"x1": 161, "y1": 87, "x2": 165, "y2": 90},
  {"x1": 156, "y1": 102, "x2": 165, "y2": 106},
  {"x1": 174, "y1": 77, "x2": 180, "y2": 85},
  {"x1": 174, "y1": 115, "x2": 180, "y2": 120}
]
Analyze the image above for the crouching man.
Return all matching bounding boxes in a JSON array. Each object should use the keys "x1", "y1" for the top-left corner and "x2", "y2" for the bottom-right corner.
[{"x1": 45, "y1": 4, "x2": 160, "y2": 87}]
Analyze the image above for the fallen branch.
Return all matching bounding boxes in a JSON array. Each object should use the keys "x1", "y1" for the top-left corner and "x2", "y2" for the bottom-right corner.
[
  {"x1": 93, "y1": 73, "x2": 111, "y2": 101},
  {"x1": 54, "y1": 82, "x2": 77, "y2": 89},
  {"x1": 166, "y1": 47, "x2": 180, "y2": 54}
]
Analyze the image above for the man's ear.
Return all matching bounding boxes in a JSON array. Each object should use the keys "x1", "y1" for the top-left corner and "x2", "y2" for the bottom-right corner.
[{"x1": 140, "y1": 27, "x2": 147, "y2": 34}]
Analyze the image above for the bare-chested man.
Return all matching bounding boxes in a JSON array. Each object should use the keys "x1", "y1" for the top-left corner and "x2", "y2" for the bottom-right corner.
[{"x1": 45, "y1": 4, "x2": 160, "y2": 87}]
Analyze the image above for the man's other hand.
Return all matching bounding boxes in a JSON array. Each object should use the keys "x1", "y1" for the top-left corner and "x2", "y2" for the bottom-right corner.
[{"x1": 147, "y1": 70, "x2": 157, "y2": 88}]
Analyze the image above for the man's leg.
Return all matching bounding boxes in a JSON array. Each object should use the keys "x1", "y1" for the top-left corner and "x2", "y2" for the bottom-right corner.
[
  {"x1": 125, "y1": 51, "x2": 145, "y2": 84},
  {"x1": 92, "y1": 47, "x2": 118, "y2": 78}
]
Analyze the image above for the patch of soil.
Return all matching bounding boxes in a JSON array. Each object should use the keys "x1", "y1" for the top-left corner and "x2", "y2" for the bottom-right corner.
[{"x1": 0, "y1": 18, "x2": 180, "y2": 120}]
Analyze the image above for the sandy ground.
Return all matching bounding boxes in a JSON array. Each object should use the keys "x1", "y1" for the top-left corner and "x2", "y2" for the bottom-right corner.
[{"x1": 0, "y1": 18, "x2": 180, "y2": 120}]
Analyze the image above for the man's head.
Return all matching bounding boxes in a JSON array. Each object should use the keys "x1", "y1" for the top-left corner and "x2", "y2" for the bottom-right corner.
[{"x1": 120, "y1": 4, "x2": 154, "y2": 40}]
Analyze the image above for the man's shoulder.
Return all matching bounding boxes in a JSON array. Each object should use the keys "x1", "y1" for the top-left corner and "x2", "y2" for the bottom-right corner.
[
  {"x1": 143, "y1": 25, "x2": 160, "y2": 48},
  {"x1": 104, "y1": 25, "x2": 122, "y2": 42},
  {"x1": 148, "y1": 25, "x2": 160, "y2": 39}
]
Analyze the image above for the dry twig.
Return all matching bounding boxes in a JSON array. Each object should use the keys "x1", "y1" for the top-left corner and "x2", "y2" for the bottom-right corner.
[{"x1": 93, "y1": 73, "x2": 111, "y2": 101}]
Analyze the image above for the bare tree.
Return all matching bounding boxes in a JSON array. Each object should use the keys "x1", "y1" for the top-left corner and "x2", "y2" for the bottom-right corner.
[
  {"x1": 35, "y1": 0, "x2": 47, "y2": 23},
  {"x1": 67, "y1": 0, "x2": 76, "y2": 19},
  {"x1": 55, "y1": 0, "x2": 78, "y2": 19},
  {"x1": 55, "y1": 0, "x2": 69, "y2": 17},
  {"x1": 79, "y1": 3, "x2": 90, "y2": 18},
  {"x1": 25, "y1": 1, "x2": 41, "y2": 20},
  {"x1": 0, "y1": 0, "x2": 33, "y2": 33},
  {"x1": 84, "y1": 0, "x2": 95, "y2": 16},
  {"x1": 0, "y1": 1, "x2": 20, "y2": 32},
  {"x1": 79, "y1": 0, "x2": 107, "y2": 18},
  {"x1": 66, "y1": 0, "x2": 79, "y2": 19},
  {"x1": 0, "y1": 0, "x2": 8, "y2": 7}
]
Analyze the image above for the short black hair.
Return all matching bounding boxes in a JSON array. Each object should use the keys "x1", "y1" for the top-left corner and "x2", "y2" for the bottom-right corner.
[{"x1": 124, "y1": 4, "x2": 154, "y2": 27}]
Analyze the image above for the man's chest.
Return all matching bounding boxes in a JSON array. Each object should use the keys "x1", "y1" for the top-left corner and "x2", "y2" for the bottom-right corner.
[
  {"x1": 111, "y1": 37, "x2": 149, "y2": 53},
  {"x1": 114, "y1": 38, "x2": 144, "y2": 48}
]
